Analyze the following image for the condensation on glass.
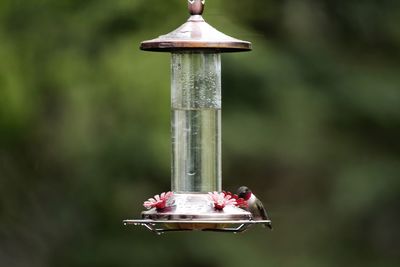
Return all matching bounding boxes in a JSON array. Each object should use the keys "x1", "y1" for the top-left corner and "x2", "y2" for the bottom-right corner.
[{"x1": 171, "y1": 52, "x2": 221, "y2": 193}]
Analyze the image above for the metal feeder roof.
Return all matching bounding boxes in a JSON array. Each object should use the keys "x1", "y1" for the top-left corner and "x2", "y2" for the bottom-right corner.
[{"x1": 140, "y1": 1, "x2": 251, "y2": 52}]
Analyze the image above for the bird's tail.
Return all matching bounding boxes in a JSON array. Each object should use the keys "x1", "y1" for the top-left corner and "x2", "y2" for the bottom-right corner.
[{"x1": 264, "y1": 221, "x2": 273, "y2": 230}]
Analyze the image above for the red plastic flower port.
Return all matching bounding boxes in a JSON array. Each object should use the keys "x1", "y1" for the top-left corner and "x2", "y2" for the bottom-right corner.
[
  {"x1": 223, "y1": 191, "x2": 248, "y2": 208},
  {"x1": 143, "y1": 191, "x2": 174, "y2": 211},
  {"x1": 208, "y1": 191, "x2": 237, "y2": 210}
]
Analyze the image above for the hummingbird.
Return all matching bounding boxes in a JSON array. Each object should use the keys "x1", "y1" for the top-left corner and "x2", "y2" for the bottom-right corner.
[{"x1": 237, "y1": 186, "x2": 272, "y2": 229}]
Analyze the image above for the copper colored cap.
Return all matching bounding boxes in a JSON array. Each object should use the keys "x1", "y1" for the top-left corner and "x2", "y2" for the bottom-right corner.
[{"x1": 140, "y1": 0, "x2": 251, "y2": 52}]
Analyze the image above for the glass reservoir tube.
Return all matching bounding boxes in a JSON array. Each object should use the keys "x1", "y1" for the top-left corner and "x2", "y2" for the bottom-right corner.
[{"x1": 171, "y1": 52, "x2": 221, "y2": 193}]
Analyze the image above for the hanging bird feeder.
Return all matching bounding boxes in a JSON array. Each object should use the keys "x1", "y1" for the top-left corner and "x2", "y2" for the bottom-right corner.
[{"x1": 124, "y1": 0, "x2": 271, "y2": 234}]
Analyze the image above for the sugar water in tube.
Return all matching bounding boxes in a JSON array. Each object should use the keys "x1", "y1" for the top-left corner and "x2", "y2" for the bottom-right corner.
[{"x1": 171, "y1": 52, "x2": 221, "y2": 193}]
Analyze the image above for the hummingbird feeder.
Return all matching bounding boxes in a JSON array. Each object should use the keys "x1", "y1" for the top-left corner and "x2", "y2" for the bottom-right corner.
[{"x1": 123, "y1": 0, "x2": 271, "y2": 234}]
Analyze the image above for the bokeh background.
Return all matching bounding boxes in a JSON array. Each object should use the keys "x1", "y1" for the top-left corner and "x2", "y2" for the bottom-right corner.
[{"x1": 1, "y1": 0, "x2": 399, "y2": 266}]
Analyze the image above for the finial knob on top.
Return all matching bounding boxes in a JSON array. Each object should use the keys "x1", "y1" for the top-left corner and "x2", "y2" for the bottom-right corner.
[{"x1": 188, "y1": 0, "x2": 205, "y2": 15}]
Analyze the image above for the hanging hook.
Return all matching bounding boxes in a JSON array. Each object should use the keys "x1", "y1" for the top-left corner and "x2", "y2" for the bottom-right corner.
[{"x1": 188, "y1": 0, "x2": 205, "y2": 15}]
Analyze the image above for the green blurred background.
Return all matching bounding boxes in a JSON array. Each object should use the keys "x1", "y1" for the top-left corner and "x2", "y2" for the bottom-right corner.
[{"x1": 1, "y1": 0, "x2": 399, "y2": 266}]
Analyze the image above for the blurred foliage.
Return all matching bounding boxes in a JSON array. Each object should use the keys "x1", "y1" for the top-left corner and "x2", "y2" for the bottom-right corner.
[{"x1": 1, "y1": 0, "x2": 400, "y2": 266}]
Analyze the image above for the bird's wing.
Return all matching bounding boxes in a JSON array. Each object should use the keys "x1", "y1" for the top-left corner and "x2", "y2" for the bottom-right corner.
[
  {"x1": 256, "y1": 199, "x2": 273, "y2": 229},
  {"x1": 256, "y1": 199, "x2": 270, "y2": 221}
]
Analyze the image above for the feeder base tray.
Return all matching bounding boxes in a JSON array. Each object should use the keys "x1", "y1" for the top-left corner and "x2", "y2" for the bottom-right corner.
[
  {"x1": 124, "y1": 193, "x2": 271, "y2": 234},
  {"x1": 123, "y1": 219, "x2": 271, "y2": 234}
]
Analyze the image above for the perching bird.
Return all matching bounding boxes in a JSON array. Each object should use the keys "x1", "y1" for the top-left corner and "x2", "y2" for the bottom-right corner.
[{"x1": 237, "y1": 186, "x2": 272, "y2": 229}]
